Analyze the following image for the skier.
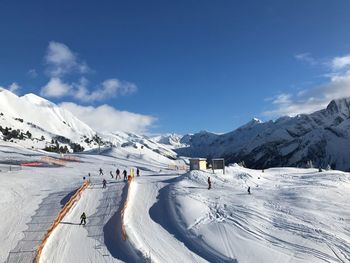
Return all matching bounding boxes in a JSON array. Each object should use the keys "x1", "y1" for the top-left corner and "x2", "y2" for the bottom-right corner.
[
  {"x1": 123, "y1": 170, "x2": 127, "y2": 181},
  {"x1": 102, "y1": 179, "x2": 107, "y2": 188},
  {"x1": 88, "y1": 173, "x2": 91, "y2": 183},
  {"x1": 247, "y1": 186, "x2": 251, "y2": 194},
  {"x1": 80, "y1": 212, "x2": 87, "y2": 225},
  {"x1": 99, "y1": 168, "x2": 103, "y2": 176},
  {"x1": 110, "y1": 171, "x2": 114, "y2": 179},
  {"x1": 136, "y1": 168, "x2": 140, "y2": 177},
  {"x1": 208, "y1": 177, "x2": 211, "y2": 190},
  {"x1": 116, "y1": 169, "x2": 121, "y2": 179}
]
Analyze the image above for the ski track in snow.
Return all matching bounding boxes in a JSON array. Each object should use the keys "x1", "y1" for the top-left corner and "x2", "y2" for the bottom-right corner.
[
  {"x1": 5, "y1": 186, "x2": 79, "y2": 263},
  {"x1": 125, "y1": 175, "x2": 208, "y2": 263},
  {"x1": 170, "y1": 168, "x2": 350, "y2": 263}
]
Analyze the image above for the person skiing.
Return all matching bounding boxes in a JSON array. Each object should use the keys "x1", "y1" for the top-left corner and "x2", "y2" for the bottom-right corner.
[
  {"x1": 136, "y1": 168, "x2": 140, "y2": 177},
  {"x1": 116, "y1": 169, "x2": 121, "y2": 179},
  {"x1": 110, "y1": 171, "x2": 114, "y2": 179},
  {"x1": 99, "y1": 168, "x2": 103, "y2": 176},
  {"x1": 123, "y1": 170, "x2": 127, "y2": 181},
  {"x1": 102, "y1": 179, "x2": 107, "y2": 188},
  {"x1": 208, "y1": 177, "x2": 211, "y2": 190},
  {"x1": 80, "y1": 212, "x2": 87, "y2": 225},
  {"x1": 247, "y1": 186, "x2": 251, "y2": 195}
]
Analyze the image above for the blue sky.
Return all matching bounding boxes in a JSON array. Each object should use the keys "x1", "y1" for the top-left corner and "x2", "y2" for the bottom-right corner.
[{"x1": 1, "y1": 0, "x2": 350, "y2": 134}]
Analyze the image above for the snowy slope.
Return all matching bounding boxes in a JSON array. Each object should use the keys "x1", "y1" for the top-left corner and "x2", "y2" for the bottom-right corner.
[
  {"x1": 147, "y1": 166, "x2": 350, "y2": 262},
  {"x1": 0, "y1": 89, "x2": 94, "y2": 140},
  {"x1": 104, "y1": 131, "x2": 179, "y2": 160},
  {"x1": 151, "y1": 133, "x2": 185, "y2": 148},
  {"x1": 177, "y1": 98, "x2": 350, "y2": 171},
  {"x1": 0, "y1": 88, "x2": 98, "y2": 151},
  {"x1": 0, "y1": 141, "x2": 182, "y2": 263},
  {"x1": 1, "y1": 140, "x2": 350, "y2": 263},
  {"x1": 0, "y1": 89, "x2": 181, "y2": 162}
]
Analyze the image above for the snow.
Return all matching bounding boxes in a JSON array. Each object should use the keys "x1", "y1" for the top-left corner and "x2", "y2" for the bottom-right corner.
[
  {"x1": 1, "y1": 141, "x2": 350, "y2": 262},
  {"x1": 0, "y1": 88, "x2": 95, "y2": 142},
  {"x1": 166, "y1": 167, "x2": 350, "y2": 262}
]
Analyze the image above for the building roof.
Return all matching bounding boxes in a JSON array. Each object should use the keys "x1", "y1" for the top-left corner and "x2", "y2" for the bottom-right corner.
[{"x1": 189, "y1": 158, "x2": 207, "y2": 161}]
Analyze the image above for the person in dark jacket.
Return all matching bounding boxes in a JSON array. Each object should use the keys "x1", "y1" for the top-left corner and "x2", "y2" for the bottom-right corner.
[
  {"x1": 99, "y1": 168, "x2": 103, "y2": 176},
  {"x1": 208, "y1": 177, "x2": 211, "y2": 190},
  {"x1": 102, "y1": 179, "x2": 107, "y2": 188},
  {"x1": 80, "y1": 212, "x2": 87, "y2": 225},
  {"x1": 116, "y1": 169, "x2": 121, "y2": 179},
  {"x1": 123, "y1": 170, "x2": 127, "y2": 181},
  {"x1": 136, "y1": 168, "x2": 140, "y2": 177},
  {"x1": 248, "y1": 186, "x2": 251, "y2": 194},
  {"x1": 110, "y1": 171, "x2": 114, "y2": 179}
]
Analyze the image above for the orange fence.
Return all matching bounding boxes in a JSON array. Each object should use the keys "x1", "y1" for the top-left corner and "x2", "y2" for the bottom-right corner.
[
  {"x1": 40, "y1": 156, "x2": 66, "y2": 166},
  {"x1": 35, "y1": 180, "x2": 90, "y2": 263},
  {"x1": 120, "y1": 177, "x2": 133, "y2": 241},
  {"x1": 60, "y1": 155, "x2": 80, "y2": 162}
]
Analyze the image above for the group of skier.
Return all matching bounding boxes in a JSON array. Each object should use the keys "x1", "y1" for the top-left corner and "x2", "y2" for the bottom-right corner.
[
  {"x1": 99, "y1": 167, "x2": 140, "y2": 181},
  {"x1": 80, "y1": 167, "x2": 141, "y2": 225}
]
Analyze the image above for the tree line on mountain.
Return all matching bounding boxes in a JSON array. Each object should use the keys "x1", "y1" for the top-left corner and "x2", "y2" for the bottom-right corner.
[
  {"x1": 44, "y1": 137, "x2": 84, "y2": 153},
  {"x1": 0, "y1": 125, "x2": 33, "y2": 141}
]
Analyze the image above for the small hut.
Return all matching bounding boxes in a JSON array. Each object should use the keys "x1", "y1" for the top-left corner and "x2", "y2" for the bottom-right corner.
[{"x1": 189, "y1": 158, "x2": 207, "y2": 171}]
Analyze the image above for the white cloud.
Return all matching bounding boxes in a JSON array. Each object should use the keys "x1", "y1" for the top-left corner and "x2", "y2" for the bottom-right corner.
[
  {"x1": 45, "y1": 41, "x2": 89, "y2": 77},
  {"x1": 265, "y1": 53, "x2": 350, "y2": 117},
  {"x1": 8, "y1": 82, "x2": 21, "y2": 94},
  {"x1": 40, "y1": 78, "x2": 72, "y2": 98},
  {"x1": 40, "y1": 77, "x2": 137, "y2": 101},
  {"x1": 40, "y1": 41, "x2": 137, "y2": 102},
  {"x1": 295, "y1": 53, "x2": 317, "y2": 65},
  {"x1": 59, "y1": 102, "x2": 156, "y2": 133},
  {"x1": 27, "y1": 69, "x2": 38, "y2": 78},
  {"x1": 272, "y1": 94, "x2": 292, "y2": 105},
  {"x1": 74, "y1": 78, "x2": 137, "y2": 102},
  {"x1": 331, "y1": 54, "x2": 350, "y2": 71},
  {"x1": 264, "y1": 71, "x2": 350, "y2": 117},
  {"x1": 0, "y1": 82, "x2": 21, "y2": 94}
]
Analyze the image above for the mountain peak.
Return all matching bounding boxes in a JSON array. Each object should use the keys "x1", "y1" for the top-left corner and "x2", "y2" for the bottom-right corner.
[
  {"x1": 21, "y1": 93, "x2": 55, "y2": 107},
  {"x1": 326, "y1": 97, "x2": 350, "y2": 115},
  {"x1": 239, "y1": 118, "x2": 263, "y2": 130},
  {"x1": 0, "y1": 87, "x2": 18, "y2": 97}
]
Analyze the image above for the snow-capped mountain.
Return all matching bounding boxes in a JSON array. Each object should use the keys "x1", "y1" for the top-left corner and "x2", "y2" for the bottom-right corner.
[
  {"x1": 0, "y1": 88, "x2": 178, "y2": 159},
  {"x1": 0, "y1": 88, "x2": 101, "y2": 151},
  {"x1": 177, "y1": 98, "x2": 350, "y2": 171},
  {"x1": 104, "y1": 131, "x2": 179, "y2": 160},
  {"x1": 151, "y1": 133, "x2": 185, "y2": 148}
]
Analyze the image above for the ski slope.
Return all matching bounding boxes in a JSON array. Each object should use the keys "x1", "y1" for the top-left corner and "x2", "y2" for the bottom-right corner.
[
  {"x1": 161, "y1": 166, "x2": 350, "y2": 262},
  {"x1": 1, "y1": 141, "x2": 350, "y2": 263}
]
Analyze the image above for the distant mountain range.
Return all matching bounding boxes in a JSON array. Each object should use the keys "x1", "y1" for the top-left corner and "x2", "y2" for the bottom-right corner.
[
  {"x1": 176, "y1": 98, "x2": 350, "y2": 171},
  {"x1": 2, "y1": 88, "x2": 350, "y2": 170}
]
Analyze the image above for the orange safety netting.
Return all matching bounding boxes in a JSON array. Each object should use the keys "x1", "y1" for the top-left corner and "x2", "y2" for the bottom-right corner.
[
  {"x1": 35, "y1": 180, "x2": 90, "y2": 263},
  {"x1": 40, "y1": 156, "x2": 66, "y2": 166}
]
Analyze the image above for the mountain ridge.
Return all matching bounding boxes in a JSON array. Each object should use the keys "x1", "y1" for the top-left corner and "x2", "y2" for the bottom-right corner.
[{"x1": 177, "y1": 97, "x2": 350, "y2": 171}]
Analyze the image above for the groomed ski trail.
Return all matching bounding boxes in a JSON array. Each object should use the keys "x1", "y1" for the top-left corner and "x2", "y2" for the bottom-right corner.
[
  {"x1": 124, "y1": 174, "x2": 207, "y2": 263},
  {"x1": 39, "y1": 177, "x2": 143, "y2": 263}
]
